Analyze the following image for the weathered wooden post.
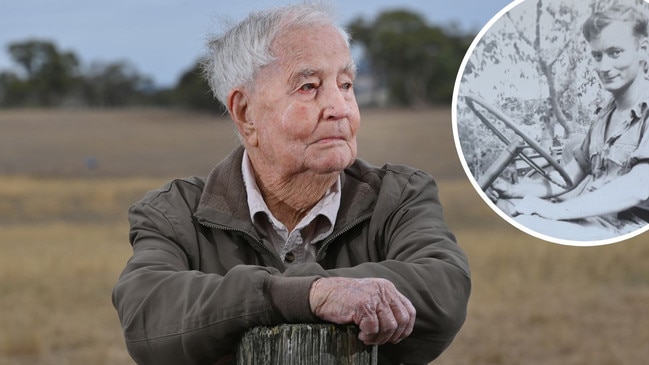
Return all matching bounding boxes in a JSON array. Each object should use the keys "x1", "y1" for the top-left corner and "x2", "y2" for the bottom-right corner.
[{"x1": 237, "y1": 324, "x2": 378, "y2": 365}]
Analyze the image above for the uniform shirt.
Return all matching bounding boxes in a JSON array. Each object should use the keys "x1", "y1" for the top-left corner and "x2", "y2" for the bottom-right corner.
[
  {"x1": 573, "y1": 95, "x2": 649, "y2": 213},
  {"x1": 241, "y1": 151, "x2": 340, "y2": 264}
]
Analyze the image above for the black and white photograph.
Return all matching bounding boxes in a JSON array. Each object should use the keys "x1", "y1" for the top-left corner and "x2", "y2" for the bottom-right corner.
[{"x1": 454, "y1": 0, "x2": 649, "y2": 245}]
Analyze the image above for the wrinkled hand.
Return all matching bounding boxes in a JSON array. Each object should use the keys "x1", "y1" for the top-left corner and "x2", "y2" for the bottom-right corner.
[{"x1": 309, "y1": 277, "x2": 416, "y2": 345}]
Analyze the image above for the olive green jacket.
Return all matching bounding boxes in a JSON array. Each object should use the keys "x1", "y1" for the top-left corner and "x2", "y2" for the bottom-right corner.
[{"x1": 112, "y1": 146, "x2": 471, "y2": 365}]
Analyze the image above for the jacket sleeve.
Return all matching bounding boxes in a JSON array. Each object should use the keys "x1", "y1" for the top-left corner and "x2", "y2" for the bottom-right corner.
[
  {"x1": 112, "y1": 195, "x2": 319, "y2": 365},
  {"x1": 285, "y1": 168, "x2": 471, "y2": 364}
]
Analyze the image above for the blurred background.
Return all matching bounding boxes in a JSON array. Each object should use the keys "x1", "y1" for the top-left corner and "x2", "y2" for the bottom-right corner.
[
  {"x1": 0, "y1": 0, "x2": 510, "y2": 110},
  {"x1": 1, "y1": 1, "x2": 648, "y2": 364}
]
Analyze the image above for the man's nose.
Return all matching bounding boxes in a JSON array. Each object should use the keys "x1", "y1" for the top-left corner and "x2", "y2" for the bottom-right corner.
[
  {"x1": 320, "y1": 84, "x2": 350, "y2": 120},
  {"x1": 597, "y1": 55, "x2": 613, "y2": 73}
]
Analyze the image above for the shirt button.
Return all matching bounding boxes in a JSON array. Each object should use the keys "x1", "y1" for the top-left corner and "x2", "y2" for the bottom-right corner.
[{"x1": 284, "y1": 252, "x2": 295, "y2": 263}]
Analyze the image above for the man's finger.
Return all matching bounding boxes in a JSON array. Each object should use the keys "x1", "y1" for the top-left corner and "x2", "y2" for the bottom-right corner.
[
  {"x1": 371, "y1": 304, "x2": 400, "y2": 345},
  {"x1": 387, "y1": 296, "x2": 413, "y2": 343},
  {"x1": 357, "y1": 306, "x2": 380, "y2": 344},
  {"x1": 397, "y1": 294, "x2": 416, "y2": 342}
]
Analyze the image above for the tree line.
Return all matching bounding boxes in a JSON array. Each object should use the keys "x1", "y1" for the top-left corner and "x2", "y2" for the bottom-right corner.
[
  {"x1": 0, "y1": 9, "x2": 475, "y2": 110},
  {"x1": 0, "y1": 40, "x2": 222, "y2": 111}
]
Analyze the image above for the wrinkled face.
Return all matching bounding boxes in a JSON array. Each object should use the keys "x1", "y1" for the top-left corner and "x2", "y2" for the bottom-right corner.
[
  {"x1": 245, "y1": 24, "x2": 360, "y2": 177},
  {"x1": 589, "y1": 20, "x2": 647, "y2": 95}
]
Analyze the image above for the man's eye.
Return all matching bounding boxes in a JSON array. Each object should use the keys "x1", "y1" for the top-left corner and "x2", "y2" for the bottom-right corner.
[
  {"x1": 609, "y1": 49, "x2": 622, "y2": 58},
  {"x1": 299, "y1": 83, "x2": 317, "y2": 92},
  {"x1": 592, "y1": 52, "x2": 602, "y2": 61},
  {"x1": 341, "y1": 82, "x2": 353, "y2": 91}
]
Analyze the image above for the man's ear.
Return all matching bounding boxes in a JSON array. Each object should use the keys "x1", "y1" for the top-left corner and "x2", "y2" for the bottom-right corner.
[
  {"x1": 638, "y1": 36, "x2": 649, "y2": 54},
  {"x1": 638, "y1": 37, "x2": 649, "y2": 76},
  {"x1": 228, "y1": 89, "x2": 258, "y2": 146}
]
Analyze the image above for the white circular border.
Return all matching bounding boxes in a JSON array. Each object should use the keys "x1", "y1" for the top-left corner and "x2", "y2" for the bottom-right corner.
[{"x1": 451, "y1": 0, "x2": 649, "y2": 247}]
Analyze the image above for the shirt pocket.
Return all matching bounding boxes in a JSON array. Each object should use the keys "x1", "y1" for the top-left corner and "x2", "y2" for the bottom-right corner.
[{"x1": 607, "y1": 141, "x2": 638, "y2": 173}]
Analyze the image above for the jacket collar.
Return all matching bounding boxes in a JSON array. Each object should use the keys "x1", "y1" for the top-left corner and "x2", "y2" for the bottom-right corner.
[{"x1": 194, "y1": 145, "x2": 378, "y2": 236}]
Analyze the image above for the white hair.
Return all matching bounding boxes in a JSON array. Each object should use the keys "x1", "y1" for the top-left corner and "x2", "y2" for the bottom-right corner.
[{"x1": 202, "y1": 1, "x2": 352, "y2": 108}]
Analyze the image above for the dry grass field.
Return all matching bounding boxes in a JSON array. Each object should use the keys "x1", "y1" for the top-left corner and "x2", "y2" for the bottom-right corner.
[{"x1": 0, "y1": 108, "x2": 648, "y2": 365}]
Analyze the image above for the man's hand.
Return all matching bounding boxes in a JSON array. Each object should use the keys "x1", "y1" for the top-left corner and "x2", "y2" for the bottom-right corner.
[
  {"x1": 491, "y1": 177, "x2": 519, "y2": 199},
  {"x1": 512, "y1": 195, "x2": 557, "y2": 218},
  {"x1": 309, "y1": 277, "x2": 416, "y2": 345}
]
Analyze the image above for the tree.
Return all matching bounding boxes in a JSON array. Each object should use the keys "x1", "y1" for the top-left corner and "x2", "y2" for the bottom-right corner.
[
  {"x1": 0, "y1": 71, "x2": 29, "y2": 106},
  {"x1": 349, "y1": 10, "x2": 471, "y2": 107},
  {"x1": 2, "y1": 39, "x2": 159, "y2": 107},
  {"x1": 503, "y1": 0, "x2": 582, "y2": 138},
  {"x1": 168, "y1": 60, "x2": 225, "y2": 112},
  {"x1": 80, "y1": 61, "x2": 153, "y2": 106},
  {"x1": 7, "y1": 39, "x2": 79, "y2": 106}
]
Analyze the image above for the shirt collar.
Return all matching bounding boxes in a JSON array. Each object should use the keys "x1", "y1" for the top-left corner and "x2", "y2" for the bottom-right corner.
[
  {"x1": 601, "y1": 89, "x2": 649, "y2": 120},
  {"x1": 241, "y1": 150, "x2": 341, "y2": 231},
  {"x1": 628, "y1": 98, "x2": 648, "y2": 120}
]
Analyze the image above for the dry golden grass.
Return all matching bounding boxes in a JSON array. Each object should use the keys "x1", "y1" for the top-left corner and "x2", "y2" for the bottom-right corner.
[
  {"x1": 0, "y1": 222, "x2": 133, "y2": 365},
  {"x1": 0, "y1": 108, "x2": 239, "y2": 178},
  {"x1": 438, "y1": 220, "x2": 649, "y2": 365},
  {"x1": 0, "y1": 107, "x2": 461, "y2": 179},
  {"x1": 0, "y1": 176, "x2": 167, "y2": 224},
  {"x1": 0, "y1": 176, "x2": 164, "y2": 365},
  {"x1": 0, "y1": 108, "x2": 648, "y2": 365}
]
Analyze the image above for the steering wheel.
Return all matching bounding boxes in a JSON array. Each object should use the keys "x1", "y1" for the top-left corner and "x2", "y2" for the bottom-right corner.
[{"x1": 463, "y1": 94, "x2": 573, "y2": 191}]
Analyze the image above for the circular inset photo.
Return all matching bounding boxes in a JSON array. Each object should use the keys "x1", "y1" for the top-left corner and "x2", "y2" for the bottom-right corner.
[{"x1": 452, "y1": 0, "x2": 649, "y2": 246}]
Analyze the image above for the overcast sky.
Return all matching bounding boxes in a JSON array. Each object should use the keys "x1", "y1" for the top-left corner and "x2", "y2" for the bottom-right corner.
[{"x1": 0, "y1": 0, "x2": 514, "y2": 87}]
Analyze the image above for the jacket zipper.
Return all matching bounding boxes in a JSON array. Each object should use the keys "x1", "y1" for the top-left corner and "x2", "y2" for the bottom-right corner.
[
  {"x1": 315, "y1": 213, "x2": 372, "y2": 261},
  {"x1": 197, "y1": 217, "x2": 285, "y2": 268}
]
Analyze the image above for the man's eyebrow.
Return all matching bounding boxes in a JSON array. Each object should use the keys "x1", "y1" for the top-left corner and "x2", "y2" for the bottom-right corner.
[
  {"x1": 288, "y1": 62, "x2": 357, "y2": 86},
  {"x1": 342, "y1": 62, "x2": 357, "y2": 78},
  {"x1": 288, "y1": 68, "x2": 319, "y2": 86}
]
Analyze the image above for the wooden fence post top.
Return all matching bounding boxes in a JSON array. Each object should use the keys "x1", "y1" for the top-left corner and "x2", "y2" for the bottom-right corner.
[{"x1": 237, "y1": 324, "x2": 378, "y2": 365}]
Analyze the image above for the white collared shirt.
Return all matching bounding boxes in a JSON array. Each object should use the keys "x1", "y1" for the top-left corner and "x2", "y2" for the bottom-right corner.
[{"x1": 241, "y1": 151, "x2": 340, "y2": 264}]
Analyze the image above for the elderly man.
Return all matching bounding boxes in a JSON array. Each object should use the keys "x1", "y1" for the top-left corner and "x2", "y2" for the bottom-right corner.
[
  {"x1": 112, "y1": 3, "x2": 470, "y2": 364},
  {"x1": 493, "y1": 3, "x2": 649, "y2": 241}
]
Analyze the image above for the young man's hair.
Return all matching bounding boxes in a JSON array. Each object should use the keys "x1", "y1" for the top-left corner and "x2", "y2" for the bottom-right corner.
[{"x1": 582, "y1": 4, "x2": 649, "y2": 42}]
